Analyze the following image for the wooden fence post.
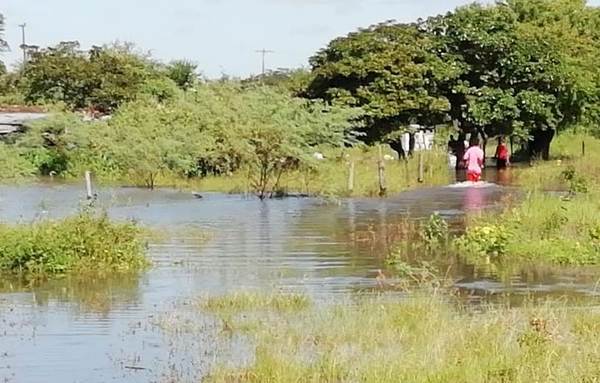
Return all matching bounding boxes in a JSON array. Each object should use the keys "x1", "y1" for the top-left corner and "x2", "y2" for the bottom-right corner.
[
  {"x1": 418, "y1": 152, "x2": 424, "y2": 183},
  {"x1": 418, "y1": 132, "x2": 426, "y2": 183},
  {"x1": 347, "y1": 161, "x2": 355, "y2": 193},
  {"x1": 85, "y1": 171, "x2": 93, "y2": 200},
  {"x1": 378, "y1": 146, "x2": 387, "y2": 196},
  {"x1": 582, "y1": 140, "x2": 586, "y2": 157}
]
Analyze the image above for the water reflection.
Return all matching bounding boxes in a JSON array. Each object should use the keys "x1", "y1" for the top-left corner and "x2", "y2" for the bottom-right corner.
[
  {"x1": 464, "y1": 186, "x2": 486, "y2": 211},
  {"x1": 0, "y1": 274, "x2": 142, "y2": 315}
]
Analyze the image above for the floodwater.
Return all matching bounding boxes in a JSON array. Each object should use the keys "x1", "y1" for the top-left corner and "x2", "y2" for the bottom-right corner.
[{"x1": 1, "y1": 169, "x2": 599, "y2": 382}]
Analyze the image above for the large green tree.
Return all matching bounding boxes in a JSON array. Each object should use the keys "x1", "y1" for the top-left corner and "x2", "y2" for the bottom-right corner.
[
  {"x1": 425, "y1": 1, "x2": 597, "y2": 158},
  {"x1": 306, "y1": 22, "x2": 456, "y2": 143},
  {"x1": 307, "y1": 0, "x2": 600, "y2": 159}
]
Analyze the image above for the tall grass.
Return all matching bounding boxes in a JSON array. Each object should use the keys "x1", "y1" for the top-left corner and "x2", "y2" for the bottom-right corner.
[
  {"x1": 196, "y1": 146, "x2": 450, "y2": 197},
  {"x1": 0, "y1": 212, "x2": 148, "y2": 278},
  {"x1": 202, "y1": 293, "x2": 600, "y2": 383},
  {"x1": 515, "y1": 132, "x2": 600, "y2": 191},
  {"x1": 457, "y1": 190, "x2": 600, "y2": 265}
]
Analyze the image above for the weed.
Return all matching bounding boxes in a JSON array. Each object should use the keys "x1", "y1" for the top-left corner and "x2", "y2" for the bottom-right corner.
[
  {"x1": 0, "y1": 211, "x2": 148, "y2": 278},
  {"x1": 421, "y1": 213, "x2": 449, "y2": 248},
  {"x1": 199, "y1": 292, "x2": 311, "y2": 314},
  {"x1": 201, "y1": 294, "x2": 600, "y2": 383},
  {"x1": 455, "y1": 224, "x2": 511, "y2": 259},
  {"x1": 561, "y1": 167, "x2": 589, "y2": 194}
]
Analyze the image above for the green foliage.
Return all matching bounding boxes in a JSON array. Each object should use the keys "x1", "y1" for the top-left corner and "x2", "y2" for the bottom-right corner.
[
  {"x1": 0, "y1": 211, "x2": 147, "y2": 277},
  {"x1": 455, "y1": 189, "x2": 600, "y2": 266},
  {"x1": 202, "y1": 294, "x2": 600, "y2": 383},
  {"x1": 0, "y1": 71, "x2": 26, "y2": 104},
  {"x1": 200, "y1": 292, "x2": 311, "y2": 314},
  {"x1": 307, "y1": 22, "x2": 453, "y2": 141},
  {"x1": 243, "y1": 68, "x2": 315, "y2": 95},
  {"x1": 0, "y1": 143, "x2": 37, "y2": 179},
  {"x1": 20, "y1": 42, "x2": 179, "y2": 111},
  {"x1": 424, "y1": 3, "x2": 579, "y2": 136},
  {"x1": 165, "y1": 60, "x2": 198, "y2": 90},
  {"x1": 17, "y1": 113, "x2": 91, "y2": 176},
  {"x1": 307, "y1": 1, "x2": 600, "y2": 153},
  {"x1": 561, "y1": 166, "x2": 589, "y2": 194},
  {"x1": 13, "y1": 83, "x2": 360, "y2": 196},
  {"x1": 456, "y1": 224, "x2": 511, "y2": 259},
  {"x1": 420, "y1": 213, "x2": 449, "y2": 247}
]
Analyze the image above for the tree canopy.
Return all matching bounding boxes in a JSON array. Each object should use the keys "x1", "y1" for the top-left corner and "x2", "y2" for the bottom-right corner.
[
  {"x1": 307, "y1": 22, "x2": 455, "y2": 142},
  {"x1": 166, "y1": 60, "x2": 199, "y2": 90},
  {"x1": 306, "y1": 0, "x2": 600, "y2": 156},
  {"x1": 20, "y1": 42, "x2": 179, "y2": 112}
]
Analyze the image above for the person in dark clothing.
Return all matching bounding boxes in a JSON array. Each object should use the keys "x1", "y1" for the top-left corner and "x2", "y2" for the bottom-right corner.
[{"x1": 494, "y1": 136, "x2": 510, "y2": 169}]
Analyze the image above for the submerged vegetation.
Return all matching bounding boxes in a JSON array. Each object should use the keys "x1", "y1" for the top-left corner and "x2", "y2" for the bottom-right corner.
[
  {"x1": 0, "y1": 211, "x2": 147, "y2": 278},
  {"x1": 199, "y1": 292, "x2": 600, "y2": 383}
]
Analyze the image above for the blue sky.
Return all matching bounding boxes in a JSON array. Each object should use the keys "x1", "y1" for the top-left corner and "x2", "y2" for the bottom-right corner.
[{"x1": 2, "y1": 0, "x2": 599, "y2": 78}]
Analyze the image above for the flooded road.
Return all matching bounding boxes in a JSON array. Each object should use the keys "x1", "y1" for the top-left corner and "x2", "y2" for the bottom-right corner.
[{"x1": 1, "y1": 173, "x2": 599, "y2": 382}]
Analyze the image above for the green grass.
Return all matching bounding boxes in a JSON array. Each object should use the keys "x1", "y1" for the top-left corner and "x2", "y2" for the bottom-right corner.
[
  {"x1": 201, "y1": 293, "x2": 600, "y2": 383},
  {"x1": 456, "y1": 191, "x2": 600, "y2": 266},
  {"x1": 199, "y1": 292, "x2": 311, "y2": 314},
  {"x1": 515, "y1": 132, "x2": 600, "y2": 191},
  {"x1": 0, "y1": 211, "x2": 148, "y2": 278},
  {"x1": 192, "y1": 146, "x2": 450, "y2": 197}
]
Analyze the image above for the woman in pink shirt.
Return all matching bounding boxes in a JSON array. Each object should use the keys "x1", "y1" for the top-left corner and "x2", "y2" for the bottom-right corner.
[{"x1": 463, "y1": 137, "x2": 485, "y2": 182}]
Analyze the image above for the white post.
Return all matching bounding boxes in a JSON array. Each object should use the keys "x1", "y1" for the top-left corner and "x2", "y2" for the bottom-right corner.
[{"x1": 85, "y1": 171, "x2": 93, "y2": 200}]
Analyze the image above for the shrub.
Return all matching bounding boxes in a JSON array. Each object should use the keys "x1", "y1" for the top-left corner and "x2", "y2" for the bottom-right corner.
[
  {"x1": 420, "y1": 213, "x2": 449, "y2": 247},
  {"x1": 0, "y1": 212, "x2": 148, "y2": 277},
  {"x1": 0, "y1": 143, "x2": 36, "y2": 179},
  {"x1": 561, "y1": 167, "x2": 588, "y2": 194},
  {"x1": 455, "y1": 224, "x2": 511, "y2": 258}
]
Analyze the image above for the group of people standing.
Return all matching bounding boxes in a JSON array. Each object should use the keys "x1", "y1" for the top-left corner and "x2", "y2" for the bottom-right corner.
[{"x1": 449, "y1": 134, "x2": 511, "y2": 183}]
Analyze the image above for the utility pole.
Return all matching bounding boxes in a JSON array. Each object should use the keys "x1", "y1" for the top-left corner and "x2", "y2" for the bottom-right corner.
[
  {"x1": 18, "y1": 23, "x2": 27, "y2": 64},
  {"x1": 255, "y1": 48, "x2": 274, "y2": 76}
]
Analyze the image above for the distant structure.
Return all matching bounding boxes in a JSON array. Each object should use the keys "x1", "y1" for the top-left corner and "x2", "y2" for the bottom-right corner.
[{"x1": 0, "y1": 107, "x2": 48, "y2": 135}]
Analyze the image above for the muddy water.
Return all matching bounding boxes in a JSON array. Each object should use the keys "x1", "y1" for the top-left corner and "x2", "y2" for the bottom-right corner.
[{"x1": 0, "y1": 172, "x2": 599, "y2": 382}]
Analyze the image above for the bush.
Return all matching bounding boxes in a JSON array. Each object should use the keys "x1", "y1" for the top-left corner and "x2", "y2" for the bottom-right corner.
[
  {"x1": 455, "y1": 224, "x2": 511, "y2": 259},
  {"x1": 0, "y1": 212, "x2": 148, "y2": 277},
  {"x1": 0, "y1": 143, "x2": 37, "y2": 179},
  {"x1": 561, "y1": 166, "x2": 588, "y2": 194},
  {"x1": 420, "y1": 213, "x2": 449, "y2": 247}
]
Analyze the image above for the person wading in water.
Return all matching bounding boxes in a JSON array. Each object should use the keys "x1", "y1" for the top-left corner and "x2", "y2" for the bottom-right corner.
[
  {"x1": 463, "y1": 137, "x2": 485, "y2": 182},
  {"x1": 494, "y1": 136, "x2": 510, "y2": 169}
]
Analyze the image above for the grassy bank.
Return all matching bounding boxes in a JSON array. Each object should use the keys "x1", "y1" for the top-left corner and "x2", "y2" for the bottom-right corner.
[
  {"x1": 453, "y1": 133, "x2": 600, "y2": 266},
  {"x1": 514, "y1": 132, "x2": 600, "y2": 191},
  {"x1": 0, "y1": 212, "x2": 148, "y2": 278},
  {"x1": 456, "y1": 191, "x2": 600, "y2": 266},
  {"x1": 199, "y1": 292, "x2": 600, "y2": 383},
  {"x1": 192, "y1": 147, "x2": 450, "y2": 197}
]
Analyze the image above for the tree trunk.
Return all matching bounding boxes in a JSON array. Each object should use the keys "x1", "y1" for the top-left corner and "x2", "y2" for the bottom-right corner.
[
  {"x1": 389, "y1": 140, "x2": 406, "y2": 160},
  {"x1": 529, "y1": 129, "x2": 555, "y2": 161}
]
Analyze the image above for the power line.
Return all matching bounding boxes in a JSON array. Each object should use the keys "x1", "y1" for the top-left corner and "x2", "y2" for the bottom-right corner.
[{"x1": 255, "y1": 48, "x2": 274, "y2": 76}]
